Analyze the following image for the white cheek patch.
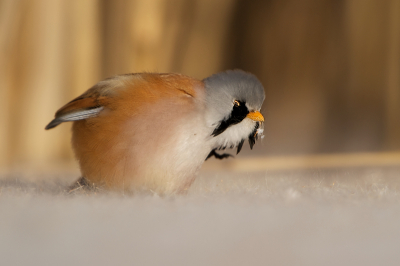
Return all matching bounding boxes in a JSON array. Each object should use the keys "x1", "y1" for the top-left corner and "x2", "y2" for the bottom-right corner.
[{"x1": 212, "y1": 118, "x2": 255, "y2": 149}]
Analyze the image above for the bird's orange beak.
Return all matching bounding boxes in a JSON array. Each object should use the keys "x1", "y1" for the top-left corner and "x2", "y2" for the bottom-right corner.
[{"x1": 246, "y1": 111, "x2": 264, "y2": 122}]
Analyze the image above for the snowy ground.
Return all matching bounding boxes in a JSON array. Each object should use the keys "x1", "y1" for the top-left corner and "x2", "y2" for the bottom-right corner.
[{"x1": 1, "y1": 164, "x2": 400, "y2": 266}]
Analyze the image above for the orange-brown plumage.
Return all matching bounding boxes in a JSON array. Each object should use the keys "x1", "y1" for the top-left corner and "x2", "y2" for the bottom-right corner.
[
  {"x1": 59, "y1": 73, "x2": 204, "y2": 193},
  {"x1": 46, "y1": 71, "x2": 265, "y2": 195}
]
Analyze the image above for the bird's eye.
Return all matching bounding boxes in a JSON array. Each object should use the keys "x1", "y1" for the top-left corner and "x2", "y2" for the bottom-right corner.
[{"x1": 233, "y1": 100, "x2": 240, "y2": 107}]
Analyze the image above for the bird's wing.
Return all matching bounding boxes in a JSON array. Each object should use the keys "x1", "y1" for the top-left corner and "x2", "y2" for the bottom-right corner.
[
  {"x1": 45, "y1": 73, "x2": 204, "y2": 130},
  {"x1": 44, "y1": 80, "x2": 115, "y2": 130}
]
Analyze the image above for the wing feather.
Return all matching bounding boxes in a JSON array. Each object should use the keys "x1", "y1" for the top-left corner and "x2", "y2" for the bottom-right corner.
[{"x1": 45, "y1": 106, "x2": 103, "y2": 129}]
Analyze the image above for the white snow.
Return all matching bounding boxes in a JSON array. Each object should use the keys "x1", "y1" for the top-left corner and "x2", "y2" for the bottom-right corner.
[{"x1": 1, "y1": 166, "x2": 400, "y2": 266}]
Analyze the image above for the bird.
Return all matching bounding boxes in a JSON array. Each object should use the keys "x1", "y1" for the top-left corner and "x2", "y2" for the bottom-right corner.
[{"x1": 45, "y1": 70, "x2": 265, "y2": 195}]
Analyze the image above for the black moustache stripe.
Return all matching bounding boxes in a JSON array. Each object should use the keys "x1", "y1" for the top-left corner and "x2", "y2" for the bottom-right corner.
[
  {"x1": 248, "y1": 122, "x2": 260, "y2": 150},
  {"x1": 236, "y1": 139, "x2": 245, "y2": 154},
  {"x1": 212, "y1": 101, "x2": 248, "y2": 137}
]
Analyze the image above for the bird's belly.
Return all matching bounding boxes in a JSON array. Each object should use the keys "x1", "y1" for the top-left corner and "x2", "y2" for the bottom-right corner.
[
  {"x1": 72, "y1": 92, "x2": 210, "y2": 194},
  {"x1": 78, "y1": 117, "x2": 208, "y2": 194},
  {"x1": 122, "y1": 125, "x2": 210, "y2": 195}
]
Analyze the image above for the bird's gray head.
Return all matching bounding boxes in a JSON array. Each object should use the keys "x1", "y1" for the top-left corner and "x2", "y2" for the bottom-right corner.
[{"x1": 203, "y1": 70, "x2": 265, "y2": 152}]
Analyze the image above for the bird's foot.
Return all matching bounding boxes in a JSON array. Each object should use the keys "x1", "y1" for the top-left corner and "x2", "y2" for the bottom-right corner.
[{"x1": 67, "y1": 177, "x2": 98, "y2": 194}]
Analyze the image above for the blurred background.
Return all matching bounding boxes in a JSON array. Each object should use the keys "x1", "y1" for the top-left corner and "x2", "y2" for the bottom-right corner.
[{"x1": 0, "y1": 0, "x2": 399, "y2": 171}]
